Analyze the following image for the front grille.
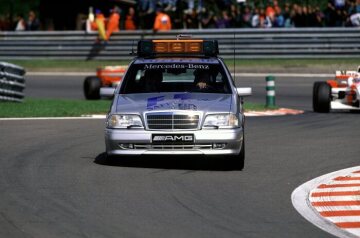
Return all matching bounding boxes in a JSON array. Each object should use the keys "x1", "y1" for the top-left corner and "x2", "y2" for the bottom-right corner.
[
  {"x1": 146, "y1": 113, "x2": 199, "y2": 130},
  {"x1": 134, "y1": 144, "x2": 212, "y2": 150}
]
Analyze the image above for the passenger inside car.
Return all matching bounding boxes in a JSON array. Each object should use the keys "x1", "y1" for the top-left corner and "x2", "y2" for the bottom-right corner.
[{"x1": 143, "y1": 69, "x2": 163, "y2": 92}]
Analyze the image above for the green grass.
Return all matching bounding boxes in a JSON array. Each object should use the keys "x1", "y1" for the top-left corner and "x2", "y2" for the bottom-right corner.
[
  {"x1": 0, "y1": 98, "x2": 111, "y2": 118},
  {"x1": 244, "y1": 102, "x2": 278, "y2": 111},
  {"x1": 0, "y1": 98, "x2": 275, "y2": 118},
  {"x1": 6, "y1": 60, "x2": 132, "y2": 72},
  {"x1": 6, "y1": 58, "x2": 360, "y2": 72}
]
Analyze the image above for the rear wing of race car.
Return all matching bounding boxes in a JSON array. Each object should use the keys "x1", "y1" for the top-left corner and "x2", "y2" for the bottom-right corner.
[
  {"x1": 335, "y1": 65, "x2": 360, "y2": 78},
  {"x1": 329, "y1": 68, "x2": 360, "y2": 88},
  {"x1": 335, "y1": 70, "x2": 359, "y2": 78}
]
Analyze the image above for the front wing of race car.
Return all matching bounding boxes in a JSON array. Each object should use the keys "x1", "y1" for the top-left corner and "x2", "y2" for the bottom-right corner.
[
  {"x1": 330, "y1": 87, "x2": 360, "y2": 110},
  {"x1": 331, "y1": 101, "x2": 360, "y2": 110}
]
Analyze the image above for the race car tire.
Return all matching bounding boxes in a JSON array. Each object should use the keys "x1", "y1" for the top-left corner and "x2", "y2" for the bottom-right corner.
[
  {"x1": 313, "y1": 82, "x2": 331, "y2": 113},
  {"x1": 225, "y1": 133, "x2": 245, "y2": 170},
  {"x1": 84, "y1": 76, "x2": 101, "y2": 100}
]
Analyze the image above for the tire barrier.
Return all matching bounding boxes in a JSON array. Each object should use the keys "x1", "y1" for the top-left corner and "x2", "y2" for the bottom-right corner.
[{"x1": 0, "y1": 62, "x2": 26, "y2": 102}]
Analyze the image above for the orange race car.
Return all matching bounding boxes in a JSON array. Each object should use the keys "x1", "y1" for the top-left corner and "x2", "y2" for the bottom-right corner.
[{"x1": 83, "y1": 65, "x2": 127, "y2": 99}]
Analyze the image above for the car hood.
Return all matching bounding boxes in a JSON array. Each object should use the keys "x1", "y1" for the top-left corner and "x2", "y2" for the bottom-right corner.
[{"x1": 115, "y1": 92, "x2": 232, "y2": 114}]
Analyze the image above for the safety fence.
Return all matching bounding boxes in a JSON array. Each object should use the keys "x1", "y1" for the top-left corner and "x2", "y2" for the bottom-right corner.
[
  {"x1": 0, "y1": 62, "x2": 26, "y2": 102},
  {"x1": 0, "y1": 28, "x2": 360, "y2": 60}
]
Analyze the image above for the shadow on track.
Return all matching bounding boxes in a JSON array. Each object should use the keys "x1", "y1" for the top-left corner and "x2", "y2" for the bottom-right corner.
[{"x1": 94, "y1": 152, "x2": 242, "y2": 171}]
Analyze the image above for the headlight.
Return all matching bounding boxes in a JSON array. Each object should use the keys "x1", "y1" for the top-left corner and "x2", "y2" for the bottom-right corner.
[
  {"x1": 203, "y1": 114, "x2": 239, "y2": 128},
  {"x1": 106, "y1": 114, "x2": 143, "y2": 129}
]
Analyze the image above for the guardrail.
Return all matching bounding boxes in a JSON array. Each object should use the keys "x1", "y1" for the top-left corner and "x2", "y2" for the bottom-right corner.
[
  {"x1": 0, "y1": 28, "x2": 360, "y2": 60},
  {"x1": 0, "y1": 62, "x2": 26, "y2": 102}
]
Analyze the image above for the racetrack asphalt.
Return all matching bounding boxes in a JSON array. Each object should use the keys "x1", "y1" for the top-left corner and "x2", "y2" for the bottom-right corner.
[
  {"x1": 24, "y1": 73, "x2": 325, "y2": 111},
  {"x1": 0, "y1": 74, "x2": 359, "y2": 237}
]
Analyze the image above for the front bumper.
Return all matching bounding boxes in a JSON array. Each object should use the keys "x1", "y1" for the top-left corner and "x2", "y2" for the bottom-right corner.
[{"x1": 105, "y1": 128, "x2": 244, "y2": 156}]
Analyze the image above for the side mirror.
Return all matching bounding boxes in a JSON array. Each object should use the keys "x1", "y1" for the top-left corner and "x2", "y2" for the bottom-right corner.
[
  {"x1": 236, "y1": 87, "x2": 252, "y2": 97},
  {"x1": 100, "y1": 87, "x2": 116, "y2": 97}
]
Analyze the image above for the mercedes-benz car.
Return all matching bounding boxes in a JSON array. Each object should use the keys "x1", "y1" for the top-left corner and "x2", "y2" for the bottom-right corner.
[{"x1": 101, "y1": 38, "x2": 252, "y2": 169}]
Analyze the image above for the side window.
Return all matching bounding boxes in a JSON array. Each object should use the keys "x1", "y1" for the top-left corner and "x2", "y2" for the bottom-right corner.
[
  {"x1": 135, "y1": 70, "x2": 143, "y2": 82},
  {"x1": 210, "y1": 66, "x2": 230, "y2": 93},
  {"x1": 121, "y1": 65, "x2": 143, "y2": 93},
  {"x1": 215, "y1": 72, "x2": 223, "y2": 83}
]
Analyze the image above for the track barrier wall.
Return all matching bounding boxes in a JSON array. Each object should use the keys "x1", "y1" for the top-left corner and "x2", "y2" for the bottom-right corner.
[
  {"x1": 0, "y1": 62, "x2": 26, "y2": 102},
  {"x1": 0, "y1": 28, "x2": 360, "y2": 60}
]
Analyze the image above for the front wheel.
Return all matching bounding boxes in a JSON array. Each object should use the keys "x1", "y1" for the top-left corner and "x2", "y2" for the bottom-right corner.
[
  {"x1": 313, "y1": 82, "x2": 331, "y2": 113},
  {"x1": 84, "y1": 76, "x2": 101, "y2": 100}
]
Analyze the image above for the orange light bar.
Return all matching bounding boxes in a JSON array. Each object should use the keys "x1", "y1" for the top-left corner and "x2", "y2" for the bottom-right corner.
[{"x1": 152, "y1": 40, "x2": 203, "y2": 53}]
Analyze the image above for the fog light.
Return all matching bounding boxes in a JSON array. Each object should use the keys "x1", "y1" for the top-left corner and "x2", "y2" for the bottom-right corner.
[
  {"x1": 119, "y1": 143, "x2": 134, "y2": 149},
  {"x1": 213, "y1": 143, "x2": 226, "y2": 149}
]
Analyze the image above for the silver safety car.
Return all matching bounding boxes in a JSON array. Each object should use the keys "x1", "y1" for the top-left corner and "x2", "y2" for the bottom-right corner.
[{"x1": 101, "y1": 37, "x2": 252, "y2": 169}]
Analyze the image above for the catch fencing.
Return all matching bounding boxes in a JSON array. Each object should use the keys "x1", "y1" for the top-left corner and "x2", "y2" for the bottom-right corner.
[
  {"x1": 0, "y1": 62, "x2": 26, "y2": 102},
  {"x1": 0, "y1": 28, "x2": 360, "y2": 60}
]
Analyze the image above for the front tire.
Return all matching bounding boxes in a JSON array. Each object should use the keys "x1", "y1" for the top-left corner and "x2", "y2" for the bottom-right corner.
[
  {"x1": 313, "y1": 82, "x2": 331, "y2": 113},
  {"x1": 84, "y1": 76, "x2": 101, "y2": 100}
]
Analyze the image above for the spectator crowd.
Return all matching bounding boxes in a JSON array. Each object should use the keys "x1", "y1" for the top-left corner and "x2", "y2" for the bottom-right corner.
[
  {"x1": 136, "y1": 0, "x2": 360, "y2": 29},
  {"x1": 1, "y1": 0, "x2": 360, "y2": 31}
]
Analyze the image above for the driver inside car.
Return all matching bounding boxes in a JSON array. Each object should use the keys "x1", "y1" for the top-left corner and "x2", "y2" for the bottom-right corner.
[{"x1": 193, "y1": 70, "x2": 214, "y2": 92}]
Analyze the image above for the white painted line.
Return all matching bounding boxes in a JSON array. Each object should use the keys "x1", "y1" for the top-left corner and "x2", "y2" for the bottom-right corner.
[
  {"x1": 315, "y1": 206, "x2": 360, "y2": 212},
  {"x1": 324, "y1": 180, "x2": 360, "y2": 184},
  {"x1": 26, "y1": 71, "x2": 333, "y2": 78},
  {"x1": 81, "y1": 115, "x2": 107, "y2": 119},
  {"x1": 292, "y1": 166, "x2": 360, "y2": 238},
  {"x1": 27, "y1": 72, "x2": 92, "y2": 76},
  {"x1": 326, "y1": 216, "x2": 360, "y2": 223},
  {"x1": 310, "y1": 196, "x2": 360, "y2": 202},
  {"x1": 236, "y1": 73, "x2": 333, "y2": 78},
  {"x1": 314, "y1": 187, "x2": 360, "y2": 192}
]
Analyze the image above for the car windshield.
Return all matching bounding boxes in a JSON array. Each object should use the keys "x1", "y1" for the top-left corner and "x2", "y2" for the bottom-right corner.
[{"x1": 120, "y1": 63, "x2": 231, "y2": 94}]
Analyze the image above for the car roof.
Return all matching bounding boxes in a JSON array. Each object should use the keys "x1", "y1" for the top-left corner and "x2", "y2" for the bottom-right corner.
[{"x1": 133, "y1": 57, "x2": 221, "y2": 65}]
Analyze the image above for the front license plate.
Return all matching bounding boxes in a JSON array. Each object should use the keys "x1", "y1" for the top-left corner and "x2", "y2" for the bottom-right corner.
[{"x1": 152, "y1": 134, "x2": 194, "y2": 144}]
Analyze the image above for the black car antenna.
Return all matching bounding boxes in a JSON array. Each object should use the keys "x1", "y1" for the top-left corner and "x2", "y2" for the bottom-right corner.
[
  {"x1": 233, "y1": 31, "x2": 236, "y2": 81},
  {"x1": 130, "y1": 40, "x2": 136, "y2": 56}
]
